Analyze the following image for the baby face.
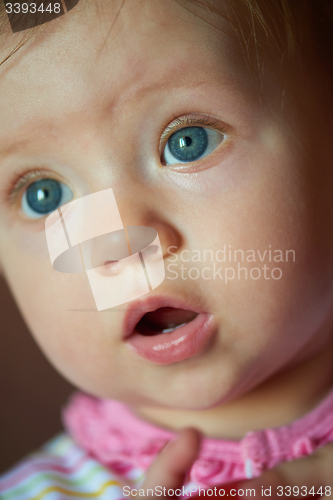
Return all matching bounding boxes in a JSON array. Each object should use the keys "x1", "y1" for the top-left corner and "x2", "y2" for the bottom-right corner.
[{"x1": 0, "y1": 0, "x2": 332, "y2": 411}]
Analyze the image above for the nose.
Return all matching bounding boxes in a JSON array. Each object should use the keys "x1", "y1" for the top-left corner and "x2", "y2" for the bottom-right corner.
[
  {"x1": 45, "y1": 187, "x2": 182, "y2": 310},
  {"x1": 106, "y1": 186, "x2": 183, "y2": 262},
  {"x1": 89, "y1": 226, "x2": 162, "y2": 272}
]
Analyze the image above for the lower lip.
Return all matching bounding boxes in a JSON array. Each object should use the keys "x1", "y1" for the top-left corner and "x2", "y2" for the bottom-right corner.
[{"x1": 125, "y1": 313, "x2": 215, "y2": 364}]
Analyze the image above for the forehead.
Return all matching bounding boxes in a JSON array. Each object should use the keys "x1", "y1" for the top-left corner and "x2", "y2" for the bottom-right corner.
[{"x1": 0, "y1": 0, "x2": 257, "y2": 148}]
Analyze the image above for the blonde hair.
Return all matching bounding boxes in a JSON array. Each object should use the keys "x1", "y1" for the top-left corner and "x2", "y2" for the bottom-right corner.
[{"x1": 179, "y1": 0, "x2": 333, "y2": 75}]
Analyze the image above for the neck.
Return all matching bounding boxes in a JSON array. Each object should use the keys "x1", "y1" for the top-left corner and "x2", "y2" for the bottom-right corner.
[{"x1": 131, "y1": 337, "x2": 333, "y2": 440}]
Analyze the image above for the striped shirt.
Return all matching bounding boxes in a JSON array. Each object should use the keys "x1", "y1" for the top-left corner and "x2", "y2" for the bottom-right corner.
[{"x1": 0, "y1": 433, "x2": 199, "y2": 500}]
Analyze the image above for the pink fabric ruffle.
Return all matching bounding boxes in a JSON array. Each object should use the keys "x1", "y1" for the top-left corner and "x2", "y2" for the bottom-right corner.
[{"x1": 62, "y1": 388, "x2": 333, "y2": 486}]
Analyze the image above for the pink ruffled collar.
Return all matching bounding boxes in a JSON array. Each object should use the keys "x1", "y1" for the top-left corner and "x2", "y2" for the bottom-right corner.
[{"x1": 62, "y1": 389, "x2": 333, "y2": 486}]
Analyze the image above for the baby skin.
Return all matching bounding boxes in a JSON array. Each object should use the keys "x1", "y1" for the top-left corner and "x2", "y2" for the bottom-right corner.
[{"x1": 0, "y1": 0, "x2": 332, "y2": 495}]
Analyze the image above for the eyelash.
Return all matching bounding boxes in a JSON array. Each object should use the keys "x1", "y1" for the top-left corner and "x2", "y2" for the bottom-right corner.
[
  {"x1": 158, "y1": 114, "x2": 227, "y2": 155},
  {"x1": 0, "y1": 168, "x2": 62, "y2": 217},
  {"x1": 1, "y1": 114, "x2": 227, "y2": 211},
  {"x1": 8, "y1": 169, "x2": 49, "y2": 202}
]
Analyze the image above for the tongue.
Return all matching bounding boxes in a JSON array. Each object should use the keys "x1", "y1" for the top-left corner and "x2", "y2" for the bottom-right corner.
[{"x1": 136, "y1": 307, "x2": 198, "y2": 336}]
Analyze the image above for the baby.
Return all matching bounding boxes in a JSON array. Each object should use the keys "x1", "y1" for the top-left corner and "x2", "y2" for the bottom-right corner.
[{"x1": 0, "y1": 0, "x2": 333, "y2": 498}]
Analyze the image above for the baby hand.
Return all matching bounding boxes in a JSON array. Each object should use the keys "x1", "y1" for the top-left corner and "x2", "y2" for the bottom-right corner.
[{"x1": 141, "y1": 428, "x2": 202, "y2": 497}]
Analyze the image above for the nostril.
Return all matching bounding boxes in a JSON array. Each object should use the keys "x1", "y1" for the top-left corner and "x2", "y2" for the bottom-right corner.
[
  {"x1": 143, "y1": 244, "x2": 162, "y2": 258},
  {"x1": 95, "y1": 259, "x2": 124, "y2": 276}
]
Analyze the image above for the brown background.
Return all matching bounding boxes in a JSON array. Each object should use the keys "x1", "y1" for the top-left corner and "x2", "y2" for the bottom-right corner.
[{"x1": 0, "y1": 275, "x2": 75, "y2": 474}]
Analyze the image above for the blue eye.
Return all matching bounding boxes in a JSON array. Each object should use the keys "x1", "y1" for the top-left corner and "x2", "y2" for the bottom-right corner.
[
  {"x1": 162, "y1": 126, "x2": 225, "y2": 165},
  {"x1": 22, "y1": 178, "x2": 73, "y2": 219}
]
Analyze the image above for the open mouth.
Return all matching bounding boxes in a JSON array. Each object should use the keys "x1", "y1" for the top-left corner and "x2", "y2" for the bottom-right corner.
[
  {"x1": 135, "y1": 307, "x2": 199, "y2": 336},
  {"x1": 123, "y1": 297, "x2": 215, "y2": 364}
]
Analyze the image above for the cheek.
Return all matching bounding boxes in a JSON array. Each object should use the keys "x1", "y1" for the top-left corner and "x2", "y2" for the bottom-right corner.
[
  {"x1": 167, "y1": 130, "x2": 333, "y2": 354},
  {"x1": 0, "y1": 227, "x2": 130, "y2": 395}
]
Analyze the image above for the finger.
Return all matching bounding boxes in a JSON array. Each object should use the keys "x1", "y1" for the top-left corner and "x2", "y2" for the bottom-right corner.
[
  {"x1": 142, "y1": 427, "x2": 202, "y2": 495},
  {"x1": 240, "y1": 443, "x2": 333, "y2": 499}
]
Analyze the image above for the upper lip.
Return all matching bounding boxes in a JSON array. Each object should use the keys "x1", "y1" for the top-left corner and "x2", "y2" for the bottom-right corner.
[{"x1": 122, "y1": 295, "x2": 207, "y2": 340}]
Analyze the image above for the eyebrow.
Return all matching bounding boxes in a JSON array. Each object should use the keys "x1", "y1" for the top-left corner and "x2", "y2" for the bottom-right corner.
[
  {"x1": 0, "y1": 140, "x2": 31, "y2": 159},
  {"x1": 0, "y1": 122, "x2": 62, "y2": 161},
  {"x1": 0, "y1": 72, "x2": 251, "y2": 163},
  {"x1": 0, "y1": 81, "x2": 216, "y2": 158}
]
